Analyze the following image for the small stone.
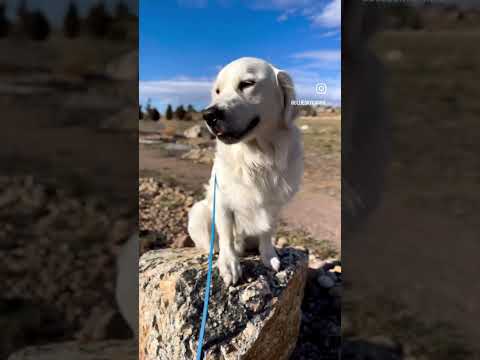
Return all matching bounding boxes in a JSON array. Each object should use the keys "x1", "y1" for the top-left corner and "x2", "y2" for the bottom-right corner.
[
  {"x1": 277, "y1": 237, "x2": 288, "y2": 248},
  {"x1": 330, "y1": 265, "x2": 341, "y2": 273},
  {"x1": 275, "y1": 271, "x2": 288, "y2": 283}
]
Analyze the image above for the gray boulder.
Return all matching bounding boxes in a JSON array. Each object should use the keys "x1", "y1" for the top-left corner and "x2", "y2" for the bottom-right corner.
[{"x1": 139, "y1": 247, "x2": 308, "y2": 360}]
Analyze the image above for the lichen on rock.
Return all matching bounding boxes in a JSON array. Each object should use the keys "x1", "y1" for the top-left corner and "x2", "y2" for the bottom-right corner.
[{"x1": 139, "y1": 247, "x2": 308, "y2": 360}]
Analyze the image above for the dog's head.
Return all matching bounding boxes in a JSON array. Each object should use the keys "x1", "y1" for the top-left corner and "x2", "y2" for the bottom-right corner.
[{"x1": 202, "y1": 57, "x2": 297, "y2": 144}]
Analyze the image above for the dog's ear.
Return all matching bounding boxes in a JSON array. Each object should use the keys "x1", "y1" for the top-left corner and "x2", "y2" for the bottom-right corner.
[{"x1": 274, "y1": 68, "x2": 298, "y2": 128}]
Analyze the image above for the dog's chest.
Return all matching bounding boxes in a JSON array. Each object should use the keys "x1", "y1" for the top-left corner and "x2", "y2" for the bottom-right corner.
[{"x1": 219, "y1": 156, "x2": 293, "y2": 210}]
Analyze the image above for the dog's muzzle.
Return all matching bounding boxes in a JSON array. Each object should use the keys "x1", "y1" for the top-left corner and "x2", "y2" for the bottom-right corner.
[{"x1": 202, "y1": 106, "x2": 225, "y2": 135}]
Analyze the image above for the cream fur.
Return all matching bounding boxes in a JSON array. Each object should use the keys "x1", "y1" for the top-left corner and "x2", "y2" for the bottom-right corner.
[{"x1": 187, "y1": 57, "x2": 303, "y2": 286}]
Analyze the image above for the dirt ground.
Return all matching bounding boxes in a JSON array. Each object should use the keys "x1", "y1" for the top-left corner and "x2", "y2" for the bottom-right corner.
[
  {"x1": 344, "y1": 28, "x2": 480, "y2": 357},
  {"x1": 139, "y1": 114, "x2": 341, "y2": 253}
]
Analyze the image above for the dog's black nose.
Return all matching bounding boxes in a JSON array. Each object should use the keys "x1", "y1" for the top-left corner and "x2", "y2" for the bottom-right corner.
[{"x1": 202, "y1": 106, "x2": 224, "y2": 127}]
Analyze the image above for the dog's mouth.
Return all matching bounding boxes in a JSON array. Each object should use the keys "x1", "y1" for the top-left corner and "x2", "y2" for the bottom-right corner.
[{"x1": 214, "y1": 116, "x2": 260, "y2": 144}]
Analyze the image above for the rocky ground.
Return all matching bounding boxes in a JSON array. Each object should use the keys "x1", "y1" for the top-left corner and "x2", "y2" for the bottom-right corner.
[
  {"x1": 139, "y1": 177, "x2": 197, "y2": 253},
  {"x1": 0, "y1": 176, "x2": 136, "y2": 359}
]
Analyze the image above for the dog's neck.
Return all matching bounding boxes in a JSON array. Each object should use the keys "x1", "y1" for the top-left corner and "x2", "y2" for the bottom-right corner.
[{"x1": 217, "y1": 126, "x2": 291, "y2": 171}]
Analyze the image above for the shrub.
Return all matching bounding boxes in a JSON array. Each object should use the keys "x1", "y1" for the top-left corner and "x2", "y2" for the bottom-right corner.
[
  {"x1": 64, "y1": 2, "x2": 81, "y2": 38},
  {"x1": 139, "y1": 105, "x2": 144, "y2": 120}
]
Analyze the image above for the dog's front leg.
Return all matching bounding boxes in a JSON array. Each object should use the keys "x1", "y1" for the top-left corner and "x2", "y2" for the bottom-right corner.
[
  {"x1": 216, "y1": 205, "x2": 242, "y2": 286},
  {"x1": 259, "y1": 232, "x2": 281, "y2": 271}
]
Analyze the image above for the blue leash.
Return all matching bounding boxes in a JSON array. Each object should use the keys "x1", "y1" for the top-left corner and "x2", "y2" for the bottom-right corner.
[{"x1": 195, "y1": 174, "x2": 218, "y2": 360}]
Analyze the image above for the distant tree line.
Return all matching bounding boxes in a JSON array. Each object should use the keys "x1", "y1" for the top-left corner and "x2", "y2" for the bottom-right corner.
[
  {"x1": 139, "y1": 101, "x2": 199, "y2": 122},
  {"x1": 0, "y1": 0, "x2": 136, "y2": 41}
]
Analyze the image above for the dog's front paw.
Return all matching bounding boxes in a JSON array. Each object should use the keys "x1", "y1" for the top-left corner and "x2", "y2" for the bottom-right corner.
[
  {"x1": 218, "y1": 251, "x2": 242, "y2": 287},
  {"x1": 260, "y1": 242, "x2": 281, "y2": 272}
]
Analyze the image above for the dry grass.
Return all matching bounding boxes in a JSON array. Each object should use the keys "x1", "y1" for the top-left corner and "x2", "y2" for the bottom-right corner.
[
  {"x1": 297, "y1": 115, "x2": 341, "y2": 198},
  {"x1": 371, "y1": 29, "x2": 480, "y2": 226},
  {"x1": 342, "y1": 28, "x2": 480, "y2": 357}
]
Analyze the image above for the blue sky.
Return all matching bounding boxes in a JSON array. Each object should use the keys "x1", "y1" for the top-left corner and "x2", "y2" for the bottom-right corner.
[{"x1": 140, "y1": 0, "x2": 341, "y2": 111}]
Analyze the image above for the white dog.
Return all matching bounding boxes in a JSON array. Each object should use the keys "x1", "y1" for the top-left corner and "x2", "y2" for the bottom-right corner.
[{"x1": 188, "y1": 57, "x2": 303, "y2": 286}]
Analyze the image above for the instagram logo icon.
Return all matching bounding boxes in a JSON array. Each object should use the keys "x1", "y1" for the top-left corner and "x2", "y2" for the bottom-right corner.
[{"x1": 315, "y1": 82, "x2": 327, "y2": 95}]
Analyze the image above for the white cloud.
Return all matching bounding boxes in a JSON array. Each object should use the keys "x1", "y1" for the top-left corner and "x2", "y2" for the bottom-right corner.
[
  {"x1": 139, "y1": 77, "x2": 213, "y2": 110},
  {"x1": 139, "y1": 50, "x2": 341, "y2": 110},
  {"x1": 319, "y1": 30, "x2": 340, "y2": 38},
  {"x1": 312, "y1": 0, "x2": 340, "y2": 28},
  {"x1": 292, "y1": 50, "x2": 341, "y2": 62},
  {"x1": 277, "y1": 13, "x2": 289, "y2": 22},
  {"x1": 251, "y1": 0, "x2": 340, "y2": 28}
]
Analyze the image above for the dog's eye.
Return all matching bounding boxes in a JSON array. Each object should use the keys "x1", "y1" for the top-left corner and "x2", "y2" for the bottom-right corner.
[{"x1": 238, "y1": 80, "x2": 255, "y2": 91}]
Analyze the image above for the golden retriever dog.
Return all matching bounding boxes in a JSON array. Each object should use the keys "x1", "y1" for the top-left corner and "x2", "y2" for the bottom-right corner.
[{"x1": 188, "y1": 57, "x2": 304, "y2": 286}]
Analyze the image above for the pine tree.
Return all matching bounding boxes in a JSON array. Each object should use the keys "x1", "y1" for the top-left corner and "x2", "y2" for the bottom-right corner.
[
  {"x1": 165, "y1": 105, "x2": 173, "y2": 120},
  {"x1": 0, "y1": 4, "x2": 10, "y2": 38},
  {"x1": 149, "y1": 107, "x2": 160, "y2": 121},
  {"x1": 139, "y1": 105, "x2": 144, "y2": 120},
  {"x1": 17, "y1": 0, "x2": 28, "y2": 19},
  {"x1": 64, "y1": 2, "x2": 81, "y2": 38},
  {"x1": 187, "y1": 104, "x2": 196, "y2": 113},
  {"x1": 86, "y1": 2, "x2": 112, "y2": 38},
  {"x1": 115, "y1": 1, "x2": 131, "y2": 20},
  {"x1": 175, "y1": 105, "x2": 186, "y2": 120},
  {"x1": 16, "y1": 0, "x2": 28, "y2": 35}
]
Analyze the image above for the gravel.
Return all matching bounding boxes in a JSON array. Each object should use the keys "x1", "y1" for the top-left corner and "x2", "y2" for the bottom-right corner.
[
  {"x1": 290, "y1": 259, "x2": 341, "y2": 359},
  {"x1": 139, "y1": 177, "x2": 198, "y2": 254}
]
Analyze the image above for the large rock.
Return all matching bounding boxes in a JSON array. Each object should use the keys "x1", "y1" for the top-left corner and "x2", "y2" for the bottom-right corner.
[
  {"x1": 184, "y1": 124, "x2": 203, "y2": 138},
  {"x1": 8, "y1": 340, "x2": 136, "y2": 360},
  {"x1": 139, "y1": 247, "x2": 308, "y2": 360},
  {"x1": 183, "y1": 124, "x2": 213, "y2": 139}
]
